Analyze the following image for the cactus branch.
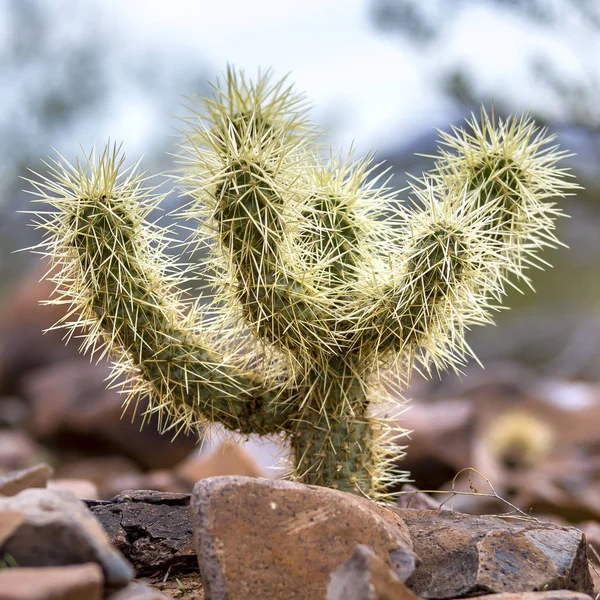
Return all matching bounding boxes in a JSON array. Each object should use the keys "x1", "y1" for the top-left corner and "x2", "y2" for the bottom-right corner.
[{"x1": 28, "y1": 70, "x2": 576, "y2": 500}]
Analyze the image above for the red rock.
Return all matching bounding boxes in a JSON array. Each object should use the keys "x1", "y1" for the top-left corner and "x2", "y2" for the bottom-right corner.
[
  {"x1": 190, "y1": 476, "x2": 417, "y2": 600},
  {"x1": 0, "y1": 431, "x2": 42, "y2": 474},
  {"x1": 0, "y1": 563, "x2": 103, "y2": 600}
]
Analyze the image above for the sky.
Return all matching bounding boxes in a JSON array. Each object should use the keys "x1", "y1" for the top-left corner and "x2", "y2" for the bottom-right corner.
[{"x1": 94, "y1": 0, "x2": 597, "y2": 158}]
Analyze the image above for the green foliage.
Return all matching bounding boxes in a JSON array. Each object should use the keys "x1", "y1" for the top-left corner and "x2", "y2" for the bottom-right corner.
[{"x1": 27, "y1": 68, "x2": 575, "y2": 500}]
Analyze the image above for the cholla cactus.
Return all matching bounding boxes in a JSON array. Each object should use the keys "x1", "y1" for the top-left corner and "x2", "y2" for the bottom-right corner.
[{"x1": 28, "y1": 69, "x2": 575, "y2": 500}]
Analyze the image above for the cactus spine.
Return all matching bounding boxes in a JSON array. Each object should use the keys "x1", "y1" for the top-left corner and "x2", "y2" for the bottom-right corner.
[{"x1": 29, "y1": 70, "x2": 575, "y2": 500}]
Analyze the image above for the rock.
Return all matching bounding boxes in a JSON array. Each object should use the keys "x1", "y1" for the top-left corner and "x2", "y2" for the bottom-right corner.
[
  {"x1": 392, "y1": 509, "x2": 594, "y2": 598},
  {"x1": 106, "y1": 581, "x2": 171, "y2": 599},
  {"x1": 0, "y1": 265, "x2": 76, "y2": 396},
  {"x1": 0, "y1": 488, "x2": 134, "y2": 587},
  {"x1": 0, "y1": 463, "x2": 53, "y2": 496},
  {"x1": 0, "y1": 396, "x2": 29, "y2": 428},
  {"x1": 48, "y1": 478, "x2": 99, "y2": 499},
  {"x1": 0, "y1": 429, "x2": 40, "y2": 474},
  {"x1": 190, "y1": 476, "x2": 417, "y2": 600},
  {"x1": 0, "y1": 563, "x2": 103, "y2": 600},
  {"x1": 327, "y1": 544, "x2": 420, "y2": 600},
  {"x1": 86, "y1": 490, "x2": 196, "y2": 576},
  {"x1": 22, "y1": 358, "x2": 197, "y2": 469},
  {"x1": 467, "y1": 593, "x2": 593, "y2": 600},
  {"x1": 175, "y1": 440, "x2": 266, "y2": 485},
  {"x1": 0, "y1": 510, "x2": 24, "y2": 545},
  {"x1": 55, "y1": 455, "x2": 142, "y2": 499}
]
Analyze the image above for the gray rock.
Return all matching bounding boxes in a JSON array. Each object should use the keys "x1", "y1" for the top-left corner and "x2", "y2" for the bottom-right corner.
[
  {"x1": 393, "y1": 509, "x2": 594, "y2": 598},
  {"x1": 328, "y1": 544, "x2": 420, "y2": 600},
  {"x1": 0, "y1": 488, "x2": 134, "y2": 587},
  {"x1": 0, "y1": 563, "x2": 103, "y2": 600}
]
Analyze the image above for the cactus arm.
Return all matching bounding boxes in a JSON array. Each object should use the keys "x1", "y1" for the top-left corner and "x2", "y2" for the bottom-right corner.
[{"x1": 28, "y1": 146, "x2": 296, "y2": 436}]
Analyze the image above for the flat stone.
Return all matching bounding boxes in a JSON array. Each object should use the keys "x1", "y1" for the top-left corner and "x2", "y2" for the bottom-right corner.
[
  {"x1": 328, "y1": 544, "x2": 421, "y2": 600},
  {"x1": 464, "y1": 592, "x2": 594, "y2": 600},
  {"x1": 86, "y1": 491, "x2": 197, "y2": 576},
  {"x1": 0, "y1": 463, "x2": 52, "y2": 496},
  {"x1": 393, "y1": 509, "x2": 594, "y2": 598},
  {"x1": 0, "y1": 563, "x2": 103, "y2": 600},
  {"x1": 0, "y1": 488, "x2": 134, "y2": 587},
  {"x1": 191, "y1": 476, "x2": 417, "y2": 600}
]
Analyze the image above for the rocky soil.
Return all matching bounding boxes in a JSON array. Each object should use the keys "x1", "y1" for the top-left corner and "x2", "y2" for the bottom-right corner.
[{"x1": 0, "y1": 266, "x2": 599, "y2": 599}]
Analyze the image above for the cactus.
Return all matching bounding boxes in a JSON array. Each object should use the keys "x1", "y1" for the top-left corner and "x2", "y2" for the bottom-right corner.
[{"x1": 27, "y1": 69, "x2": 575, "y2": 500}]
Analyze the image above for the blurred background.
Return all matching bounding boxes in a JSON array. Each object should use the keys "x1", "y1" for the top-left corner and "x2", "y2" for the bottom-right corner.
[{"x1": 1, "y1": 0, "x2": 599, "y2": 559}]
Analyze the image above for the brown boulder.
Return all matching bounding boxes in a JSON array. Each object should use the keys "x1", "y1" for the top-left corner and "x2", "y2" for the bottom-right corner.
[
  {"x1": 0, "y1": 563, "x2": 103, "y2": 600},
  {"x1": 393, "y1": 509, "x2": 594, "y2": 598},
  {"x1": 190, "y1": 476, "x2": 417, "y2": 600}
]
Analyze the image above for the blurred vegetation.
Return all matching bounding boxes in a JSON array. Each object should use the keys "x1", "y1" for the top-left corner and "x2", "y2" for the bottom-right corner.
[
  {"x1": 0, "y1": 0, "x2": 210, "y2": 299},
  {"x1": 371, "y1": 0, "x2": 600, "y2": 375}
]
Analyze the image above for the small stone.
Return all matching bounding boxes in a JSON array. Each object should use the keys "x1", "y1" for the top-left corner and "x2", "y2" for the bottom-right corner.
[
  {"x1": 176, "y1": 440, "x2": 265, "y2": 485},
  {"x1": 0, "y1": 563, "x2": 103, "y2": 600},
  {"x1": 0, "y1": 429, "x2": 39, "y2": 472},
  {"x1": 0, "y1": 488, "x2": 134, "y2": 587},
  {"x1": 328, "y1": 544, "x2": 421, "y2": 600},
  {"x1": 0, "y1": 510, "x2": 24, "y2": 545},
  {"x1": 393, "y1": 509, "x2": 594, "y2": 598},
  {"x1": 48, "y1": 478, "x2": 99, "y2": 500},
  {"x1": 0, "y1": 463, "x2": 53, "y2": 496},
  {"x1": 86, "y1": 490, "x2": 196, "y2": 576},
  {"x1": 191, "y1": 476, "x2": 417, "y2": 600},
  {"x1": 463, "y1": 592, "x2": 594, "y2": 600}
]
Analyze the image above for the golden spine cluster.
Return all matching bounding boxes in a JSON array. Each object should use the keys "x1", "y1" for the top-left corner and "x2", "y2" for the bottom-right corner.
[{"x1": 28, "y1": 68, "x2": 575, "y2": 500}]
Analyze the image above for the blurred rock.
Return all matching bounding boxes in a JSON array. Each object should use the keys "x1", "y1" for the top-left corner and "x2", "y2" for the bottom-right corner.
[
  {"x1": 176, "y1": 440, "x2": 265, "y2": 485},
  {"x1": 100, "y1": 470, "x2": 190, "y2": 499},
  {"x1": 327, "y1": 544, "x2": 420, "y2": 600},
  {"x1": 397, "y1": 398, "x2": 474, "y2": 489},
  {"x1": 0, "y1": 265, "x2": 76, "y2": 395},
  {"x1": 190, "y1": 476, "x2": 416, "y2": 600},
  {"x1": 48, "y1": 478, "x2": 99, "y2": 500},
  {"x1": 0, "y1": 396, "x2": 29, "y2": 428},
  {"x1": 0, "y1": 430, "x2": 42, "y2": 473},
  {"x1": 0, "y1": 488, "x2": 134, "y2": 587},
  {"x1": 22, "y1": 358, "x2": 197, "y2": 469},
  {"x1": 54, "y1": 455, "x2": 141, "y2": 498},
  {"x1": 0, "y1": 463, "x2": 52, "y2": 496},
  {"x1": 0, "y1": 563, "x2": 103, "y2": 600},
  {"x1": 106, "y1": 582, "x2": 170, "y2": 600},
  {"x1": 393, "y1": 509, "x2": 594, "y2": 597},
  {"x1": 396, "y1": 484, "x2": 451, "y2": 511},
  {"x1": 0, "y1": 510, "x2": 24, "y2": 545},
  {"x1": 86, "y1": 490, "x2": 196, "y2": 576}
]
